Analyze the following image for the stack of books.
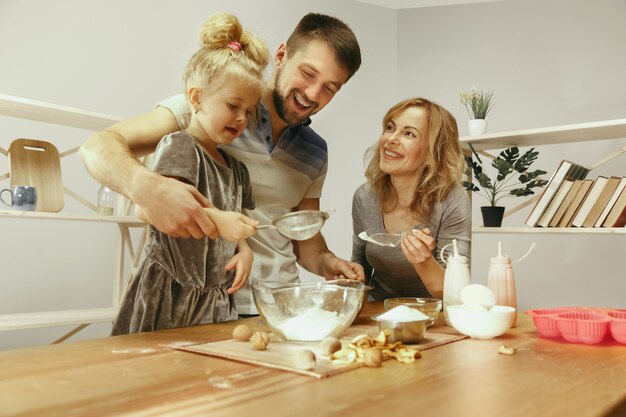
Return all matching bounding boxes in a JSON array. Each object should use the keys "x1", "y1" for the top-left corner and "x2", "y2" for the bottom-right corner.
[{"x1": 525, "y1": 160, "x2": 626, "y2": 228}]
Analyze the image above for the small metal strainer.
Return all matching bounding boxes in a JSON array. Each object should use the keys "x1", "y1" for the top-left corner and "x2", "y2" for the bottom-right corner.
[{"x1": 257, "y1": 209, "x2": 335, "y2": 240}]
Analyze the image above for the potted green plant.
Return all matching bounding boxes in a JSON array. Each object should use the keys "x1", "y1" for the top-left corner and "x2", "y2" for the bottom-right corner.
[
  {"x1": 459, "y1": 88, "x2": 494, "y2": 135},
  {"x1": 463, "y1": 144, "x2": 548, "y2": 227}
]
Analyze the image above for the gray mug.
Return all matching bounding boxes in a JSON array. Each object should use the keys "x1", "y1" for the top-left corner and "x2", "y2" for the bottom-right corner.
[{"x1": 0, "y1": 186, "x2": 37, "y2": 211}]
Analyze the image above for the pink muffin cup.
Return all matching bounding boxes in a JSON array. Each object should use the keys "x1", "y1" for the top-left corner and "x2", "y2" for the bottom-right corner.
[
  {"x1": 525, "y1": 307, "x2": 577, "y2": 338},
  {"x1": 608, "y1": 310, "x2": 626, "y2": 344},
  {"x1": 555, "y1": 310, "x2": 611, "y2": 344}
]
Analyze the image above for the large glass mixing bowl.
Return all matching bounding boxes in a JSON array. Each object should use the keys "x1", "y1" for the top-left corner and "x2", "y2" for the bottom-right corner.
[{"x1": 251, "y1": 279, "x2": 365, "y2": 342}]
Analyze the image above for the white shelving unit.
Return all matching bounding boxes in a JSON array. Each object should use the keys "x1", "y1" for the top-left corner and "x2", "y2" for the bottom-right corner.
[
  {"x1": 460, "y1": 118, "x2": 626, "y2": 234},
  {"x1": 473, "y1": 227, "x2": 626, "y2": 235},
  {"x1": 0, "y1": 93, "x2": 147, "y2": 339},
  {"x1": 460, "y1": 118, "x2": 626, "y2": 151}
]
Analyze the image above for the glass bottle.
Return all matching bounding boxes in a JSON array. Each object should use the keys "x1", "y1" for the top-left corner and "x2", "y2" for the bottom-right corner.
[{"x1": 97, "y1": 185, "x2": 116, "y2": 215}]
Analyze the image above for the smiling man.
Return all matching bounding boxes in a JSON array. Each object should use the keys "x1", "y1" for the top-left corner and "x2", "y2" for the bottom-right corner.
[{"x1": 80, "y1": 13, "x2": 364, "y2": 315}]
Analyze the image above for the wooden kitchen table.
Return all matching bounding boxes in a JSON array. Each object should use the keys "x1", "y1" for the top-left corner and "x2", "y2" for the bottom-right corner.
[{"x1": 1, "y1": 302, "x2": 625, "y2": 417}]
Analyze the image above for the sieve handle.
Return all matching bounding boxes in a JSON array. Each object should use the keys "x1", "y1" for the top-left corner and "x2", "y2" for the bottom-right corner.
[{"x1": 256, "y1": 224, "x2": 277, "y2": 230}]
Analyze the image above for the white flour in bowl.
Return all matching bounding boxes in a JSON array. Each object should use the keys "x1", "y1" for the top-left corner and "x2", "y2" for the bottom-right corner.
[
  {"x1": 275, "y1": 308, "x2": 342, "y2": 341},
  {"x1": 377, "y1": 305, "x2": 429, "y2": 321}
]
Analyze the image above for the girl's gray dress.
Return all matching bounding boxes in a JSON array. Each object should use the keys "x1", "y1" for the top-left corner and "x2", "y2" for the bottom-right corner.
[{"x1": 112, "y1": 132, "x2": 254, "y2": 335}]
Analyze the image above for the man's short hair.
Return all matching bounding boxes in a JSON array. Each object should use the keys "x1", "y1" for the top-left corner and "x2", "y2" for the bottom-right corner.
[{"x1": 286, "y1": 13, "x2": 362, "y2": 81}]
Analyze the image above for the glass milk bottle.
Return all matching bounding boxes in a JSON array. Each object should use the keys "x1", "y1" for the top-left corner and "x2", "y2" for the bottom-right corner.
[
  {"x1": 441, "y1": 239, "x2": 471, "y2": 326},
  {"x1": 97, "y1": 185, "x2": 116, "y2": 215}
]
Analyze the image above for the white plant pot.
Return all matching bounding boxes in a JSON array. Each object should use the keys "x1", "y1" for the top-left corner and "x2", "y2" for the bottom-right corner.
[{"x1": 468, "y1": 119, "x2": 488, "y2": 136}]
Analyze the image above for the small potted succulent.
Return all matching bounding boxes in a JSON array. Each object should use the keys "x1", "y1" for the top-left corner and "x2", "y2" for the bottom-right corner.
[{"x1": 463, "y1": 144, "x2": 548, "y2": 227}]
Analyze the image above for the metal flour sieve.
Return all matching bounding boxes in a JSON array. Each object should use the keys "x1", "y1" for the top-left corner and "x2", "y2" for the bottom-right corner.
[{"x1": 257, "y1": 209, "x2": 335, "y2": 240}]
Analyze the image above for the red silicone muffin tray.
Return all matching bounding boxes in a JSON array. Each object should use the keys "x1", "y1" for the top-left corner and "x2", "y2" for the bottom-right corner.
[{"x1": 525, "y1": 307, "x2": 626, "y2": 345}]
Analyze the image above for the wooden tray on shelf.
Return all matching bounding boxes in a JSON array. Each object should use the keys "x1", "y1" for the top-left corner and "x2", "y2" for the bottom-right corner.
[{"x1": 9, "y1": 138, "x2": 64, "y2": 212}]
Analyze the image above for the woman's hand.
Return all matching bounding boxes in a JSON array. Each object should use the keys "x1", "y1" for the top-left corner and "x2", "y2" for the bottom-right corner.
[
  {"x1": 205, "y1": 208, "x2": 258, "y2": 241},
  {"x1": 400, "y1": 228, "x2": 436, "y2": 265}
]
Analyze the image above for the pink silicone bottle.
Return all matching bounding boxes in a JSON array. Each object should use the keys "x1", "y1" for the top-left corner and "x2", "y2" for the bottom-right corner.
[{"x1": 487, "y1": 241, "x2": 517, "y2": 327}]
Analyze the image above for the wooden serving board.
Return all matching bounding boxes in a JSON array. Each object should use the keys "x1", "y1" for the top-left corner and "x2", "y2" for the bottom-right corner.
[
  {"x1": 9, "y1": 138, "x2": 64, "y2": 212},
  {"x1": 175, "y1": 325, "x2": 467, "y2": 379}
]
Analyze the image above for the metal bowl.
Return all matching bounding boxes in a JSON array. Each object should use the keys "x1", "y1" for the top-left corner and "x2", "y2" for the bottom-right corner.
[
  {"x1": 384, "y1": 297, "x2": 442, "y2": 327},
  {"x1": 371, "y1": 314, "x2": 428, "y2": 344}
]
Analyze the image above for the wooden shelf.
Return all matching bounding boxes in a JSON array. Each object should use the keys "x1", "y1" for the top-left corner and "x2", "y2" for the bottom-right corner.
[
  {"x1": 0, "y1": 210, "x2": 145, "y2": 227},
  {"x1": 473, "y1": 227, "x2": 626, "y2": 234},
  {"x1": 0, "y1": 93, "x2": 141, "y2": 342},
  {"x1": 0, "y1": 307, "x2": 117, "y2": 332},
  {"x1": 460, "y1": 118, "x2": 626, "y2": 151},
  {"x1": 0, "y1": 93, "x2": 122, "y2": 130}
]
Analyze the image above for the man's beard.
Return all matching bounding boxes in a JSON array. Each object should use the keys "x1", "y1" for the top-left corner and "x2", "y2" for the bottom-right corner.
[{"x1": 272, "y1": 66, "x2": 315, "y2": 126}]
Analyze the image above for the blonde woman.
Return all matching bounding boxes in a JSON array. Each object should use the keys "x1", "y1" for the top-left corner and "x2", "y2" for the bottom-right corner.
[
  {"x1": 351, "y1": 97, "x2": 471, "y2": 301},
  {"x1": 111, "y1": 13, "x2": 268, "y2": 335}
]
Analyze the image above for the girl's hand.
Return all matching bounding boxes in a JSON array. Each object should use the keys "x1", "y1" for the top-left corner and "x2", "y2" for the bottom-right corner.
[
  {"x1": 205, "y1": 208, "x2": 258, "y2": 241},
  {"x1": 400, "y1": 228, "x2": 436, "y2": 265},
  {"x1": 226, "y1": 245, "x2": 253, "y2": 294}
]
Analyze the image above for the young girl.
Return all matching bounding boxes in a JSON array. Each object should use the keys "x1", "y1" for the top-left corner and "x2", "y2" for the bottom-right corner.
[{"x1": 112, "y1": 13, "x2": 269, "y2": 335}]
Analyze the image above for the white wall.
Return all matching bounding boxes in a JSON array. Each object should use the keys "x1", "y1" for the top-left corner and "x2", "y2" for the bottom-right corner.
[
  {"x1": 0, "y1": 0, "x2": 396, "y2": 349},
  {"x1": 397, "y1": 0, "x2": 626, "y2": 310}
]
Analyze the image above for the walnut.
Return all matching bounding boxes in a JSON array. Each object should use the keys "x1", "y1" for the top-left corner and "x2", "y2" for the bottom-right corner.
[
  {"x1": 250, "y1": 331, "x2": 270, "y2": 350},
  {"x1": 232, "y1": 324, "x2": 253, "y2": 341},
  {"x1": 319, "y1": 336, "x2": 342, "y2": 356}
]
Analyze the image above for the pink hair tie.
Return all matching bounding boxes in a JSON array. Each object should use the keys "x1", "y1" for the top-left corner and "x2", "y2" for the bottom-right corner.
[{"x1": 227, "y1": 41, "x2": 242, "y2": 51}]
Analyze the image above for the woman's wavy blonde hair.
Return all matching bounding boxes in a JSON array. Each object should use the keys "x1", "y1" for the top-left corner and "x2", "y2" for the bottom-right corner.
[
  {"x1": 183, "y1": 13, "x2": 268, "y2": 97},
  {"x1": 364, "y1": 97, "x2": 464, "y2": 223}
]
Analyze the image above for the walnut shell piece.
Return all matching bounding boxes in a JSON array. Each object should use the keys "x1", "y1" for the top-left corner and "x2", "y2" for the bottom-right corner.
[
  {"x1": 498, "y1": 345, "x2": 516, "y2": 355},
  {"x1": 250, "y1": 331, "x2": 270, "y2": 350},
  {"x1": 363, "y1": 348, "x2": 383, "y2": 368},
  {"x1": 232, "y1": 324, "x2": 253, "y2": 342},
  {"x1": 331, "y1": 348, "x2": 358, "y2": 365}
]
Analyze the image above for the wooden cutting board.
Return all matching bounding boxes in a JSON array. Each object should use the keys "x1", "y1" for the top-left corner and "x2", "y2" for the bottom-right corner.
[
  {"x1": 9, "y1": 138, "x2": 64, "y2": 212},
  {"x1": 175, "y1": 325, "x2": 467, "y2": 379}
]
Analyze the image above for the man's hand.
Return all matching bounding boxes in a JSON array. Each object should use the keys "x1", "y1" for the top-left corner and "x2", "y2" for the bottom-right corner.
[
  {"x1": 133, "y1": 172, "x2": 218, "y2": 239},
  {"x1": 205, "y1": 208, "x2": 258, "y2": 242},
  {"x1": 320, "y1": 253, "x2": 365, "y2": 282},
  {"x1": 292, "y1": 197, "x2": 364, "y2": 281},
  {"x1": 79, "y1": 107, "x2": 220, "y2": 240}
]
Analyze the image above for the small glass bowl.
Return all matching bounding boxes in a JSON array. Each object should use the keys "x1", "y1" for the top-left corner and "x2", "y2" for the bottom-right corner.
[{"x1": 383, "y1": 297, "x2": 443, "y2": 327}]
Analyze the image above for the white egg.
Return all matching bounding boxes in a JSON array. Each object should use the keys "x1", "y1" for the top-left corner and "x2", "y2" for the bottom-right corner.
[
  {"x1": 461, "y1": 284, "x2": 496, "y2": 308},
  {"x1": 463, "y1": 304, "x2": 488, "y2": 312}
]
